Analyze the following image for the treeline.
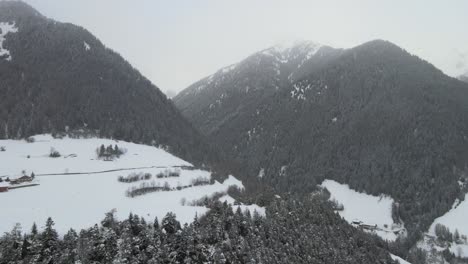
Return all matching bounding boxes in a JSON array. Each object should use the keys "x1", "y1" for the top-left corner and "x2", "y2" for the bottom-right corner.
[
  {"x1": 118, "y1": 172, "x2": 151, "y2": 183},
  {"x1": 0, "y1": 197, "x2": 397, "y2": 264},
  {"x1": 97, "y1": 144, "x2": 124, "y2": 160},
  {"x1": 125, "y1": 176, "x2": 212, "y2": 198},
  {"x1": 434, "y1": 223, "x2": 467, "y2": 244},
  {"x1": 175, "y1": 38, "x2": 468, "y2": 253}
]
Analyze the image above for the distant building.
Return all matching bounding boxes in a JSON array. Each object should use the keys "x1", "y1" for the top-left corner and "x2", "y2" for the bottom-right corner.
[
  {"x1": 10, "y1": 176, "x2": 33, "y2": 185},
  {"x1": 0, "y1": 186, "x2": 8, "y2": 192}
]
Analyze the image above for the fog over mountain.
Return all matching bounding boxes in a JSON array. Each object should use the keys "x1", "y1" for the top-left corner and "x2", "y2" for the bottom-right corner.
[
  {"x1": 2, "y1": 1, "x2": 468, "y2": 264},
  {"x1": 175, "y1": 39, "x2": 468, "y2": 257}
]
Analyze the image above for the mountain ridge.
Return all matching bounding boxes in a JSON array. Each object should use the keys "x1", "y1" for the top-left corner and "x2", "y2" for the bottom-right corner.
[
  {"x1": 175, "y1": 38, "x2": 468, "y2": 243},
  {"x1": 0, "y1": 1, "x2": 219, "y2": 166}
]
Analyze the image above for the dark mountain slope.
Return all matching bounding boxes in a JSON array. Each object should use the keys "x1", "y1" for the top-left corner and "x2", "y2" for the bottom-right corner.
[
  {"x1": 175, "y1": 41, "x2": 342, "y2": 136},
  {"x1": 175, "y1": 39, "x2": 468, "y2": 240},
  {"x1": 0, "y1": 1, "x2": 217, "y2": 165}
]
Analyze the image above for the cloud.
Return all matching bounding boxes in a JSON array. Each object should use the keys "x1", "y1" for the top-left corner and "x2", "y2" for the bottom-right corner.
[{"x1": 455, "y1": 51, "x2": 467, "y2": 70}]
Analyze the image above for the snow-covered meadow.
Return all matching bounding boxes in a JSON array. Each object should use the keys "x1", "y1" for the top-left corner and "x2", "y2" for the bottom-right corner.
[
  {"x1": 417, "y1": 194, "x2": 468, "y2": 258},
  {"x1": 0, "y1": 135, "x2": 263, "y2": 234},
  {"x1": 429, "y1": 195, "x2": 468, "y2": 241},
  {"x1": 320, "y1": 179, "x2": 406, "y2": 241}
]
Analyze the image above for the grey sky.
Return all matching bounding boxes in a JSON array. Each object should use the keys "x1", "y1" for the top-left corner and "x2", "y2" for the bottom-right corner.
[{"x1": 23, "y1": 0, "x2": 468, "y2": 94}]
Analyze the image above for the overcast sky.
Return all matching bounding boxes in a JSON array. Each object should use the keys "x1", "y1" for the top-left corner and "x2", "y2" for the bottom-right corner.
[{"x1": 24, "y1": 0, "x2": 468, "y2": 95}]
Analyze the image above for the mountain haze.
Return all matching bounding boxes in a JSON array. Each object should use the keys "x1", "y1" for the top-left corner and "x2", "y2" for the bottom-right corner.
[
  {"x1": 459, "y1": 72, "x2": 468, "y2": 83},
  {"x1": 0, "y1": 1, "x2": 217, "y2": 165},
  {"x1": 175, "y1": 39, "x2": 468, "y2": 240}
]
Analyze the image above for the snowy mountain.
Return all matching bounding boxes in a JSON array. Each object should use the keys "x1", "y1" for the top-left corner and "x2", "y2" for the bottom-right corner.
[
  {"x1": 175, "y1": 39, "x2": 468, "y2": 250},
  {"x1": 0, "y1": 1, "x2": 217, "y2": 166},
  {"x1": 174, "y1": 40, "x2": 342, "y2": 135}
]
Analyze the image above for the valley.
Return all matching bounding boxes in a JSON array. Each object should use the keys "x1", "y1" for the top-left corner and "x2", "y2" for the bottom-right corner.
[
  {"x1": 0, "y1": 134, "x2": 261, "y2": 235},
  {"x1": 1, "y1": 1, "x2": 467, "y2": 263}
]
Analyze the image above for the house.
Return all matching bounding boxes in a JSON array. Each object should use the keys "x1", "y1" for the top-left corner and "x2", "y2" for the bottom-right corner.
[
  {"x1": 360, "y1": 224, "x2": 378, "y2": 230},
  {"x1": 9, "y1": 180, "x2": 20, "y2": 185},
  {"x1": 10, "y1": 176, "x2": 33, "y2": 185},
  {"x1": 17, "y1": 176, "x2": 33, "y2": 183},
  {"x1": 0, "y1": 186, "x2": 8, "y2": 192}
]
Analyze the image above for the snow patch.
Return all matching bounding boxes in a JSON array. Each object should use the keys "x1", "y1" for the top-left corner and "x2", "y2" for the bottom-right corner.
[
  {"x1": 0, "y1": 22, "x2": 19, "y2": 61},
  {"x1": 429, "y1": 193, "x2": 468, "y2": 239},
  {"x1": 390, "y1": 254, "x2": 412, "y2": 264},
  {"x1": 83, "y1": 41, "x2": 91, "y2": 51},
  {"x1": 417, "y1": 193, "x2": 468, "y2": 258},
  {"x1": 221, "y1": 64, "x2": 237, "y2": 73},
  {"x1": 258, "y1": 168, "x2": 265, "y2": 178},
  {"x1": 222, "y1": 175, "x2": 244, "y2": 190},
  {"x1": 320, "y1": 180, "x2": 406, "y2": 241},
  {"x1": 219, "y1": 194, "x2": 265, "y2": 216}
]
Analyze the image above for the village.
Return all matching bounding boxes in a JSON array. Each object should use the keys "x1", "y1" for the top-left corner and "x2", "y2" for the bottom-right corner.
[{"x1": 0, "y1": 173, "x2": 39, "y2": 193}]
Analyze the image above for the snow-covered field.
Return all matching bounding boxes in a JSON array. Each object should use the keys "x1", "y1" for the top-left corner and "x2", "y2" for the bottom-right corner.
[
  {"x1": 429, "y1": 195, "x2": 468, "y2": 241},
  {"x1": 417, "y1": 194, "x2": 468, "y2": 258},
  {"x1": 0, "y1": 135, "x2": 263, "y2": 234},
  {"x1": 320, "y1": 180, "x2": 406, "y2": 241}
]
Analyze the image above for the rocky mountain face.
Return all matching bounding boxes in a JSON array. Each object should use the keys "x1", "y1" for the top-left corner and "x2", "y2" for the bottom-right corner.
[
  {"x1": 175, "y1": 39, "x2": 468, "y2": 239},
  {"x1": 0, "y1": 1, "x2": 218, "y2": 165}
]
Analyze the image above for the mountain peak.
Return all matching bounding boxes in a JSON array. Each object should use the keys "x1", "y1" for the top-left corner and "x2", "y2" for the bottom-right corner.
[
  {"x1": 271, "y1": 40, "x2": 322, "y2": 53},
  {"x1": 261, "y1": 40, "x2": 323, "y2": 58},
  {"x1": 0, "y1": 1, "x2": 43, "y2": 19},
  {"x1": 354, "y1": 39, "x2": 406, "y2": 54}
]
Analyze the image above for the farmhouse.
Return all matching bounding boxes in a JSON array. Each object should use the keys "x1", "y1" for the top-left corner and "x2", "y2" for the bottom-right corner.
[
  {"x1": 360, "y1": 224, "x2": 378, "y2": 230},
  {"x1": 10, "y1": 176, "x2": 33, "y2": 185}
]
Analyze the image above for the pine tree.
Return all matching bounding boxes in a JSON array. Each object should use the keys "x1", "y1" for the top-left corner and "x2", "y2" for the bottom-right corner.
[
  {"x1": 26, "y1": 223, "x2": 42, "y2": 263},
  {"x1": 162, "y1": 212, "x2": 181, "y2": 235},
  {"x1": 1, "y1": 224, "x2": 23, "y2": 262},
  {"x1": 113, "y1": 221, "x2": 136, "y2": 264},
  {"x1": 99, "y1": 144, "x2": 106, "y2": 157},
  {"x1": 60, "y1": 228, "x2": 78, "y2": 263},
  {"x1": 39, "y1": 217, "x2": 59, "y2": 263},
  {"x1": 31, "y1": 222, "x2": 38, "y2": 236}
]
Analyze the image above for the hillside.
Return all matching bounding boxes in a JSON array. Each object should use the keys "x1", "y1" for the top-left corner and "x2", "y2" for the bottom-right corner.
[
  {"x1": 0, "y1": 134, "x2": 259, "y2": 235},
  {"x1": 175, "y1": 39, "x2": 468, "y2": 243},
  {"x1": 0, "y1": 132, "x2": 397, "y2": 264},
  {"x1": 0, "y1": 1, "x2": 217, "y2": 166},
  {"x1": 175, "y1": 40, "x2": 342, "y2": 136}
]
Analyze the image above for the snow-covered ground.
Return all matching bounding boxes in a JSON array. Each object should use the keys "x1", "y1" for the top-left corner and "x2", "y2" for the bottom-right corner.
[
  {"x1": 429, "y1": 195, "x2": 468, "y2": 241},
  {"x1": 417, "y1": 194, "x2": 468, "y2": 259},
  {"x1": 219, "y1": 194, "x2": 265, "y2": 216},
  {"x1": 0, "y1": 135, "x2": 263, "y2": 234},
  {"x1": 320, "y1": 180, "x2": 406, "y2": 241},
  {"x1": 390, "y1": 254, "x2": 412, "y2": 264},
  {"x1": 0, "y1": 21, "x2": 18, "y2": 61}
]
